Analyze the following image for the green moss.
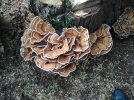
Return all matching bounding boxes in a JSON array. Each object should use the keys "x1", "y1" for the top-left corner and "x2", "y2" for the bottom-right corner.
[
  {"x1": 46, "y1": 83, "x2": 58, "y2": 95},
  {"x1": 0, "y1": 0, "x2": 8, "y2": 6},
  {"x1": 45, "y1": 14, "x2": 77, "y2": 30}
]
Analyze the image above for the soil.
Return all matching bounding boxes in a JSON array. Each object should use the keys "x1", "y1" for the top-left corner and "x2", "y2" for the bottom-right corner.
[{"x1": 0, "y1": 0, "x2": 134, "y2": 100}]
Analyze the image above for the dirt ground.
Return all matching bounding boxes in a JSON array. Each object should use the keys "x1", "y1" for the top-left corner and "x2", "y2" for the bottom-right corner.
[{"x1": 0, "y1": 0, "x2": 134, "y2": 100}]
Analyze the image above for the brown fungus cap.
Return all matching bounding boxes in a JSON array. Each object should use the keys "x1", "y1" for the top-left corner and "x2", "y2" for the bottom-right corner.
[
  {"x1": 113, "y1": 7, "x2": 134, "y2": 38},
  {"x1": 90, "y1": 24, "x2": 113, "y2": 56},
  {"x1": 20, "y1": 16, "x2": 113, "y2": 77},
  {"x1": 20, "y1": 16, "x2": 91, "y2": 77},
  {"x1": 20, "y1": 16, "x2": 55, "y2": 61},
  {"x1": 54, "y1": 63, "x2": 76, "y2": 77}
]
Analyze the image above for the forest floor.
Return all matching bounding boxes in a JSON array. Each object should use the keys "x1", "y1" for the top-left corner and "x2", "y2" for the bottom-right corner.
[{"x1": 0, "y1": 0, "x2": 134, "y2": 100}]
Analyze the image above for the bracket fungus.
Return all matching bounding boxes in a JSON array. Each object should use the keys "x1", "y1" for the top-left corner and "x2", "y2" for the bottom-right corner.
[
  {"x1": 90, "y1": 24, "x2": 113, "y2": 56},
  {"x1": 20, "y1": 16, "x2": 91, "y2": 77},
  {"x1": 113, "y1": 7, "x2": 134, "y2": 38},
  {"x1": 20, "y1": 16, "x2": 113, "y2": 77}
]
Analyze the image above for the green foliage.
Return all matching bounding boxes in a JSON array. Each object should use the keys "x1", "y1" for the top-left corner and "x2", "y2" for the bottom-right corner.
[
  {"x1": 0, "y1": 0, "x2": 8, "y2": 6},
  {"x1": 46, "y1": 14, "x2": 76, "y2": 30}
]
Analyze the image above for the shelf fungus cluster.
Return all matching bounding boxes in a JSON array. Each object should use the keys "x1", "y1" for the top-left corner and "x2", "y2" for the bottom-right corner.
[
  {"x1": 113, "y1": 7, "x2": 134, "y2": 38},
  {"x1": 20, "y1": 16, "x2": 113, "y2": 77},
  {"x1": 90, "y1": 24, "x2": 113, "y2": 56}
]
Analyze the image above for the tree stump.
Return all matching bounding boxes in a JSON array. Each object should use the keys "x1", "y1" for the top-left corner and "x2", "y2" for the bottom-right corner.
[{"x1": 29, "y1": 0, "x2": 134, "y2": 33}]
